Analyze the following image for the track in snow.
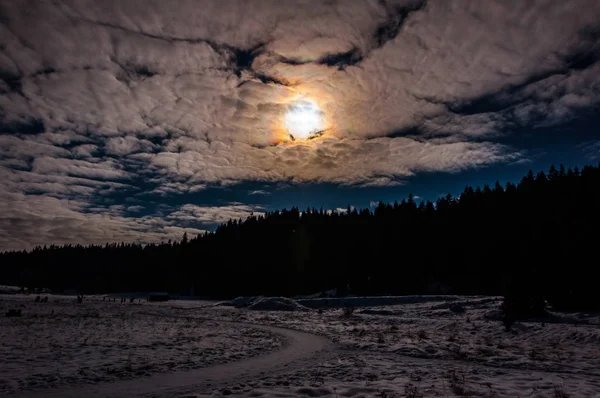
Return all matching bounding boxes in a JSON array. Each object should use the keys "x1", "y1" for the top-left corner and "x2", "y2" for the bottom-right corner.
[{"x1": 14, "y1": 321, "x2": 333, "y2": 398}]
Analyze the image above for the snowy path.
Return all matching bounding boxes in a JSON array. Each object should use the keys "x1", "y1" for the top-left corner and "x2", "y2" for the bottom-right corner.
[{"x1": 13, "y1": 321, "x2": 333, "y2": 398}]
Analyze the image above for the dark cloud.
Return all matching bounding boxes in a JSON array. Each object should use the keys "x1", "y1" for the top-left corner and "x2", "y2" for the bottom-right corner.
[
  {"x1": 251, "y1": 72, "x2": 293, "y2": 87},
  {"x1": 563, "y1": 27, "x2": 600, "y2": 71},
  {"x1": 0, "y1": 117, "x2": 44, "y2": 134},
  {"x1": 0, "y1": 70, "x2": 21, "y2": 92},
  {"x1": 316, "y1": 47, "x2": 363, "y2": 70},
  {"x1": 226, "y1": 43, "x2": 268, "y2": 77},
  {"x1": 372, "y1": 0, "x2": 427, "y2": 49}
]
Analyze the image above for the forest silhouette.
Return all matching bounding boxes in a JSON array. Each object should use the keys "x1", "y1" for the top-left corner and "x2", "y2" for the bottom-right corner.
[{"x1": 2, "y1": 163, "x2": 599, "y2": 311}]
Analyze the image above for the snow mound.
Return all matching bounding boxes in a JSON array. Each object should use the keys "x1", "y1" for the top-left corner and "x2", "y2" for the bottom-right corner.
[
  {"x1": 0, "y1": 285, "x2": 20, "y2": 294},
  {"x1": 359, "y1": 308, "x2": 402, "y2": 316},
  {"x1": 247, "y1": 297, "x2": 310, "y2": 312},
  {"x1": 231, "y1": 296, "x2": 264, "y2": 308},
  {"x1": 296, "y1": 295, "x2": 472, "y2": 309}
]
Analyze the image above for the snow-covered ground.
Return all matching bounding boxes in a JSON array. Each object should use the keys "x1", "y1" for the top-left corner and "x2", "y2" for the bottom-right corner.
[
  {"x1": 211, "y1": 296, "x2": 600, "y2": 397},
  {"x1": 0, "y1": 294, "x2": 283, "y2": 395},
  {"x1": 2, "y1": 293, "x2": 600, "y2": 397}
]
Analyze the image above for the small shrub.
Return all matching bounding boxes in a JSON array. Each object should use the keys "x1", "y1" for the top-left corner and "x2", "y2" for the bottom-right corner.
[
  {"x1": 447, "y1": 369, "x2": 469, "y2": 396},
  {"x1": 310, "y1": 363, "x2": 324, "y2": 386},
  {"x1": 405, "y1": 381, "x2": 421, "y2": 398},
  {"x1": 501, "y1": 283, "x2": 546, "y2": 331},
  {"x1": 342, "y1": 306, "x2": 355, "y2": 317},
  {"x1": 450, "y1": 302, "x2": 466, "y2": 314},
  {"x1": 500, "y1": 300, "x2": 516, "y2": 331},
  {"x1": 529, "y1": 348, "x2": 542, "y2": 361},
  {"x1": 449, "y1": 341, "x2": 468, "y2": 360},
  {"x1": 125, "y1": 353, "x2": 133, "y2": 372},
  {"x1": 553, "y1": 383, "x2": 570, "y2": 398}
]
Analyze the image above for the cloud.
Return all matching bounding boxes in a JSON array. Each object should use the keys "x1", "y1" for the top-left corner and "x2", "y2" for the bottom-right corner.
[
  {"x1": 71, "y1": 144, "x2": 99, "y2": 158},
  {"x1": 31, "y1": 157, "x2": 127, "y2": 180},
  {"x1": 105, "y1": 136, "x2": 156, "y2": 156},
  {"x1": 0, "y1": 191, "x2": 205, "y2": 251},
  {"x1": 578, "y1": 140, "x2": 600, "y2": 162},
  {"x1": 143, "y1": 136, "x2": 519, "y2": 187},
  {"x1": 1, "y1": 0, "x2": 599, "y2": 249},
  {"x1": 167, "y1": 203, "x2": 264, "y2": 225},
  {"x1": 0, "y1": 135, "x2": 70, "y2": 161},
  {"x1": 326, "y1": 206, "x2": 355, "y2": 215}
]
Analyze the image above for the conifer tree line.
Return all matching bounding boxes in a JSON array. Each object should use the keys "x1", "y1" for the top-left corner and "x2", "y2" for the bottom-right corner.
[{"x1": 1, "y1": 163, "x2": 599, "y2": 310}]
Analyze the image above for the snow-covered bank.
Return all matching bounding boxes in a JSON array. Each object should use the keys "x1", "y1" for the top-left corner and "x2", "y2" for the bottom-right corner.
[
  {"x1": 296, "y1": 295, "x2": 482, "y2": 309},
  {"x1": 225, "y1": 294, "x2": 483, "y2": 310},
  {"x1": 0, "y1": 285, "x2": 21, "y2": 294}
]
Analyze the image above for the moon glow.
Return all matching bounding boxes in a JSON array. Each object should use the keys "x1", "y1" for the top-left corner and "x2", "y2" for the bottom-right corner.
[{"x1": 284, "y1": 99, "x2": 324, "y2": 140}]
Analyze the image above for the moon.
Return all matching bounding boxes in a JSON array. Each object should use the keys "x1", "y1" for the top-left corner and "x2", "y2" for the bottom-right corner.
[{"x1": 284, "y1": 99, "x2": 324, "y2": 140}]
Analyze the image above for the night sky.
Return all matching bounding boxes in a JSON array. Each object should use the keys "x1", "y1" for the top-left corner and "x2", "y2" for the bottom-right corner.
[{"x1": 1, "y1": 0, "x2": 600, "y2": 251}]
